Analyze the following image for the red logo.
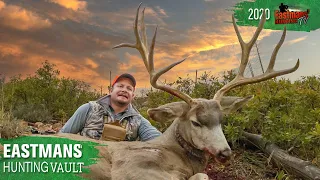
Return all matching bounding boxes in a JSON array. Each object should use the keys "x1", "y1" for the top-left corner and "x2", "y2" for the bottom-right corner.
[{"x1": 275, "y1": 3, "x2": 309, "y2": 25}]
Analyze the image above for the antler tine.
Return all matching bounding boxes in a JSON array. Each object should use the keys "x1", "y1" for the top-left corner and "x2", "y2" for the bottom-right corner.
[
  {"x1": 141, "y1": 7, "x2": 148, "y2": 54},
  {"x1": 113, "y1": 3, "x2": 150, "y2": 72},
  {"x1": 113, "y1": 3, "x2": 195, "y2": 106},
  {"x1": 148, "y1": 25, "x2": 157, "y2": 72},
  {"x1": 233, "y1": 11, "x2": 267, "y2": 78},
  {"x1": 267, "y1": 26, "x2": 286, "y2": 72},
  {"x1": 213, "y1": 11, "x2": 300, "y2": 101}
]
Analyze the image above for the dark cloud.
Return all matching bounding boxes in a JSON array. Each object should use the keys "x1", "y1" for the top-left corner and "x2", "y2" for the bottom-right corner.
[{"x1": 0, "y1": 0, "x2": 317, "y2": 90}]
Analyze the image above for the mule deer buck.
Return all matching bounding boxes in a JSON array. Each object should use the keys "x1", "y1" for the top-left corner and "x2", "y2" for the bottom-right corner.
[{"x1": 55, "y1": 3, "x2": 299, "y2": 180}]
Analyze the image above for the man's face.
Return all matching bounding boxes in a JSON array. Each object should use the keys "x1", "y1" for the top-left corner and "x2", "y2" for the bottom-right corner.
[{"x1": 110, "y1": 78, "x2": 135, "y2": 106}]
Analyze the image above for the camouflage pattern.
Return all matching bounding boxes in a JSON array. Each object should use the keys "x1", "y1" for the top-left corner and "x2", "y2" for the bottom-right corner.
[{"x1": 80, "y1": 96, "x2": 141, "y2": 141}]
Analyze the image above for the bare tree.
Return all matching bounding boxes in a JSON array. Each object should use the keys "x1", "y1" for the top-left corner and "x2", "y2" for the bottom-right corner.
[
  {"x1": 0, "y1": 74, "x2": 5, "y2": 116},
  {"x1": 255, "y1": 42, "x2": 265, "y2": 73}
]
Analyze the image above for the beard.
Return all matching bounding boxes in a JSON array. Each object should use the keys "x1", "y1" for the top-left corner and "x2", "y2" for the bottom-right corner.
[
  {"x1": 115, "y1": 99, "x2": 129, "y2": 106},
  {"x1": 111, "y1": 95, "x2": 130, "y2": 107}
]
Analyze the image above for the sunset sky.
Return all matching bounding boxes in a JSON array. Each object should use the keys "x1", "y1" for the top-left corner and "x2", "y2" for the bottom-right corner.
[{"x1": 0, "y1": 0, "x2": 319, "y2": 94}]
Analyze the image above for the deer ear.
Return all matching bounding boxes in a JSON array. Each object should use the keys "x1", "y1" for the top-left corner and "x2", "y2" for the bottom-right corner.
[
  {"x1": 147, "y1": 101, "x2": 189, "y2": 123},
  {"x1": 220, "y1": 95, "x2": 254, "y2": 115}
]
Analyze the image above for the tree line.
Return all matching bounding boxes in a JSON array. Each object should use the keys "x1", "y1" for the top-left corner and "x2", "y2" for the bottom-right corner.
[{"x1": 0, "y1": 61, "x2": 100, "y2": 123}]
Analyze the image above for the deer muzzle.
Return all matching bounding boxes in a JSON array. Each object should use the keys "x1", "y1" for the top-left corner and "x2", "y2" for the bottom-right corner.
[
  {"x1": 216, "y1": 148, "x2": 232, "y2": 163},
  {"x1": 204, "y1": 147, "x2": 231, "y2": 163}
]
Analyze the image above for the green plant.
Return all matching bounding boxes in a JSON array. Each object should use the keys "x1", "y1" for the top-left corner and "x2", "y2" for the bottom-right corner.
[
  {"x1": 136, "y1": 71, "x2": 320, "y2": 166},
  {"x1": 2, "y1": 60, "x2": 100, "y2": 122},
  {"x1": 275, "y1": 170, "x2": 289, "y2": 180},
  {"x1": 0, "y1": 111, "x2": 23, "y2": 139}
]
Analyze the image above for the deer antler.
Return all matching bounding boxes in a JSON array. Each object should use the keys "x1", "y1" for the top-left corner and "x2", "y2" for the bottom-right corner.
[
  {"x1": 213, "y1": 11, "x2": 300, "y2": 101},
  {"x1": 113, "y1": 3, "x2": 195, "y2": 106}
]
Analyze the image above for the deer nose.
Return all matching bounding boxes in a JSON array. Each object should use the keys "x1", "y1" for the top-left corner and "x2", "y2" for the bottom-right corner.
[{"x1": 217, "y1": 148, "x2": 232, "y2": 160}]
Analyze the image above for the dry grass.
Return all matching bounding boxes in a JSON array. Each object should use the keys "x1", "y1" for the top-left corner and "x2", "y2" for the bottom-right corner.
[
  {"x1": 0, "y1": 111, "x2": 24, "y2": 139},
  {"x1": 205, "y1": 148, "x2": 299, "y2": 180}
]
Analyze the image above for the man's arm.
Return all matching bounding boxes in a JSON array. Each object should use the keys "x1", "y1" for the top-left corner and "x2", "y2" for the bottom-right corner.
[
  {"x1": 138, "y1": 116, "x2": 162, "y2": 141},
  {"x1": 60, "y1": 103, "x2": 91, "y2": 134}
]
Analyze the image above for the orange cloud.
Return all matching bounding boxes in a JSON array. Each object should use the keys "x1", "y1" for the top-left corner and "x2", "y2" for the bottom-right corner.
[
  {"x1": 0, "y1": 2, "x2": 51, "y2": 31},
  {"x1": 157, "y1": 49, "x2": 241, "y2": 83},
  {"x1": 117, "y1": 45, "x2": 241, "y2": 89},
  {"x1": 0, "y1": 38, "x2": 109, "y2": 92},
  {"x1": 118, "y1": 52, "x2": 174, "y2": 88},
  {"x1": 144, "y1": 7, "x2": 167, "y2": 26},
  {"x1": 0, "y1": 2, "x2": 285, "y2": 94},
  {"x1": 96, "y1": 5, "x2": 169, "y2": 31},
  {"x1": 118, "y1": 52, "x2": 148, "y2": 85},
  {"x1": 49, "y1": 0, "x2": 87, "y2": 11},
  {"x1": 107, "y1": 8, "x2": 279, "y2": 90},
  {"x1": 118, "y1": 52, "x2": 145, "y2": 72},
  {"x1": 182, "y1": 24, "x2": 273, "y2": 53},
  {"x1": 139, "y1": 8, "x2": 275, "y2": 68},
  {"x1": 155, "y1": 6, "x2": 169, "y2": 18},
  {"x1": 0, "y1": 1, "x2": 4, "y2": 10},
  {"x1": 177, "y1": 8, "x2": 275, "y2": 55},
  {"x1": 85, "y1": 58, "x2": 99, "y2": 69},
  {"x1": 41, "y1": 57, "x2": 108, "y2": 91},
  {"x1": 54, "y1": 60, "x2": 106, "y2": 86},
  {"x1": 146, "y1": 25, "x2": 273, "y2": 76},
  {"x1": 91, "y1": 37, "x2": 110, "y2": 48},
  {"x1": 0, "y1": 43, "x2": 23, "y2": 57}
]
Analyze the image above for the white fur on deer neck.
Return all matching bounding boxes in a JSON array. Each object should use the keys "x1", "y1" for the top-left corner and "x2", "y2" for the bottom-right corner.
[{"x1": 174, "y1": 124, "x2": 206, "y2": 163}]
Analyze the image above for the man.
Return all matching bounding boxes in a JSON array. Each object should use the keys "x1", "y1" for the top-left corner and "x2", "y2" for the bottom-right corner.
[
  {"x1": 60, "y1": 73, "x2": 162, "y2": 141},
  {"x1": 279, "y1": 3, "x2": 289, "y2": 12}
]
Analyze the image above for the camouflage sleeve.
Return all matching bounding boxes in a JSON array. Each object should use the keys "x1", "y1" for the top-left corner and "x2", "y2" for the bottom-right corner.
[
  {"x1": 138, "y1": 116, "x2": 162, "y2": 141},
  {"x1": 59, "y1": 103, "x2": 91, "y2": 134}
]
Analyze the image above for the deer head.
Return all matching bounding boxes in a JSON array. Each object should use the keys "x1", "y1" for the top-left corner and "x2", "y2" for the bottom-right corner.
[{"x1": 113, "y1": 3, "x2": 299, "y2": 163}]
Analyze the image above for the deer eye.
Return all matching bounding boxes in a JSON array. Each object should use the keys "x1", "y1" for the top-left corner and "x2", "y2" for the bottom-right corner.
[{"x1": 191, "y1": 121, "x2": 201, "y2": 127}]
